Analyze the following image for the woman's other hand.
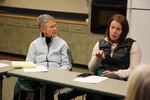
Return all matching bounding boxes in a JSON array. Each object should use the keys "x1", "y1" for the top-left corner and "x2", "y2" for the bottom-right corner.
[{"x1": 101, "y1": 70, "x2": 112, "y2": 76}]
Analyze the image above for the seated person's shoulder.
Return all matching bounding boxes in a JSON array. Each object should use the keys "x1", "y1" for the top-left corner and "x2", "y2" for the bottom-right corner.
[{"x1": 55, "y1": 36, "x2": 68, "y2": 44}]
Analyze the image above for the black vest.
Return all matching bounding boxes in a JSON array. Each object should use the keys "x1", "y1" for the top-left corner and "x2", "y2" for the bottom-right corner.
[{"x1": 98, "y1": 38, "x2": 135, "y2": 71}]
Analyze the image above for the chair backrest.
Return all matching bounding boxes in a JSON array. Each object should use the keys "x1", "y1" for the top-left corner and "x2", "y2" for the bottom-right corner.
[
  {"x1": 67, "y1": 49, "x2": 73, "y2": 71},
  {"x1": 67, "y1": 49, "x2": 73, "y2": 64}
]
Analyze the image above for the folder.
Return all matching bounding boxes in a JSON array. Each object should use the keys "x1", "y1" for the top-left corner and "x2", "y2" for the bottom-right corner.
[{"x1": 11, "y1": 61, "x2": 36, "y2": 69}]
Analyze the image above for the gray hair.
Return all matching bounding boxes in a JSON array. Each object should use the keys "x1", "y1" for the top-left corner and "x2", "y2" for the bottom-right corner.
[{"x1": 37, "y1": 14, "x2": 55, "y2": 29}]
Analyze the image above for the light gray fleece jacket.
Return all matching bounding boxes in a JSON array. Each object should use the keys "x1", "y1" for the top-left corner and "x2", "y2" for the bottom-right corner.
[{"x1": 26, "y1": 35, "x2": 72, "y2": 71}]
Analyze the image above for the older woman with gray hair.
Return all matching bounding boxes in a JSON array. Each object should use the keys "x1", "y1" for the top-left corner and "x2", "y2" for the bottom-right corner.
[{"x1": 13, "y1": 14, "x2": 72, "y2": 100}]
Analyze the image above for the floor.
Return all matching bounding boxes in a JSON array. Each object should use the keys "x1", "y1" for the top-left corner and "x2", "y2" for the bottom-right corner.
[{"x1": 0, "y1": 52, "x2": 89, "y2": 100}]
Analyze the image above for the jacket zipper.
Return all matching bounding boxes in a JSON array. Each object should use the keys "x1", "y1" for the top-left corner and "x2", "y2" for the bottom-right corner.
[{"x1": 46, "y1": 38, "x2": 53, "y2": 67}]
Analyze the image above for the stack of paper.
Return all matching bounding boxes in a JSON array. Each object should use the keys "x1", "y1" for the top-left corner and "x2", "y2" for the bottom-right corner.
[
  {"x1": 23, "y1": 65, "x2": 48, "y2": 72},
  {"x1": 0, "y1": 63, "x2": 9, "y2": 68},
  {"x1": 11, "y1": 61, "x2": 36, "y2": 69},
  {"x1": 73, "y1": 75, "x2": 108, "y2": 84}
]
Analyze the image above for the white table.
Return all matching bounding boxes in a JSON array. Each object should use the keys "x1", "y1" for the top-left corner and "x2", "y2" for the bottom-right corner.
[{"x1": 8, "y1": 69, "x2": 127, "y2": 98}]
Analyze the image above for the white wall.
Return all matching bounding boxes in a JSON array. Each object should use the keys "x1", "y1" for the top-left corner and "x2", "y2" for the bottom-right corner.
[
  {"x1": 127, "y1": 0, "x2": 150, "y2": 64},
  {"x1": 0, "y1": 0, "x2": 89, "y2": 14}
]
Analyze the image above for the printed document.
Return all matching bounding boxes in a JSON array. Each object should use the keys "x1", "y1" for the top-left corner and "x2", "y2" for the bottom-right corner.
[
  {"x1": 73, "y1": 75, "x2": 108, "y2": 84},
  {"x1": 23, "y1": 65, "x2": 48, "y2": 72},
  {"x1": 0, "y1": 63, "x2": 9, "y2": 67}
]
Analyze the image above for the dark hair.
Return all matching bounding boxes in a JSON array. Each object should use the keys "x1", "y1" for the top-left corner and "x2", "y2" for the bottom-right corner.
[{"x1": 105, "y1": 14, "x2": 129, "y2": 43}]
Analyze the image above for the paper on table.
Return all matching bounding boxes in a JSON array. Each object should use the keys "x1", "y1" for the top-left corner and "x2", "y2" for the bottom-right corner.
[
  {"x1": 73, "y1": 75, "x2": 108, "y2": 84},
  {"x1": 11, "y1": 61, "x2": 36, "y2": 69},
  {"x1": 0, "y1": 63, "x2": 9, "y2": 68},
  {"x1": 23, "y1": 65, "x2": 48, "y2": 72}
]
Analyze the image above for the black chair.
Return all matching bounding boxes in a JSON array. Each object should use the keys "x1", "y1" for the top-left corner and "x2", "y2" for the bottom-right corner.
[
  {"x1": 67, "y1": 49, "x2": 73, "y2": 71},
  {"x1": 54, "y1": 49, "x2": 74, "y2": 94},
  {"x1": 57, "y1": 49, "x2": 86, "y2": 100},
  {"x1": 16, "y1": 79, "x2": 43, "y2": 100},
  {"x1": 17, "y1": 49, "x2": 73, "y2": 100}
]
